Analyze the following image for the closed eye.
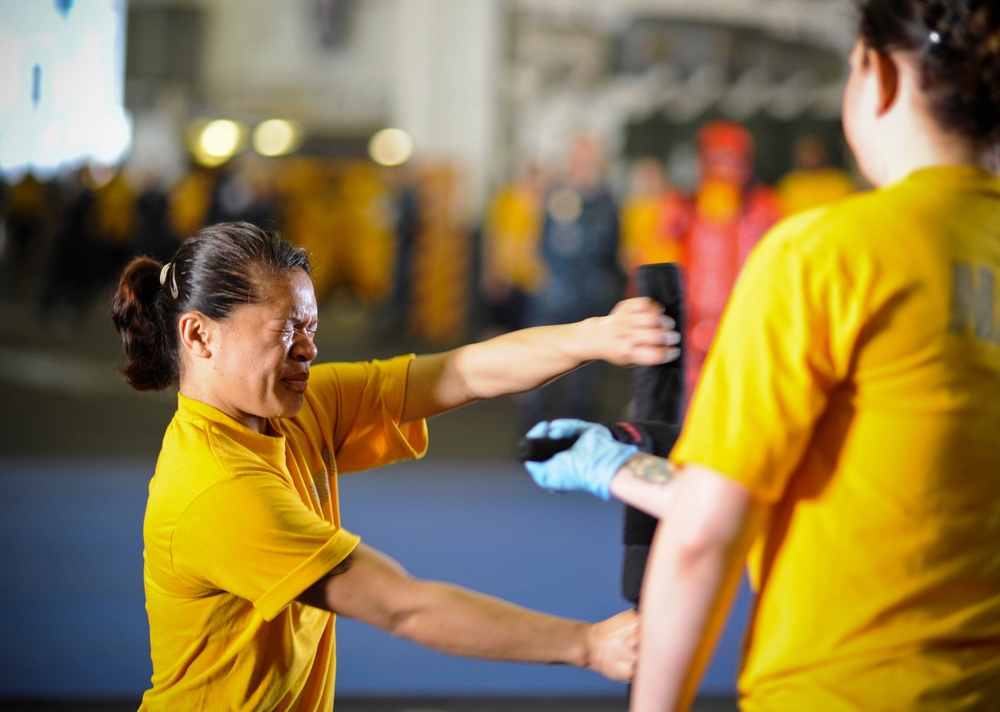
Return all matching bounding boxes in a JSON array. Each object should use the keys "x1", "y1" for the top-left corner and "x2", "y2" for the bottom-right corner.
[{"x1": 282, "y1": 324, "x2": 318, "y2": 336}]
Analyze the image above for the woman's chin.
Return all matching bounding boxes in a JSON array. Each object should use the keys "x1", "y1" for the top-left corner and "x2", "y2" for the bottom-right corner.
[{"x1": 271, "y1": 393, "x2": 305, "y2": 419}]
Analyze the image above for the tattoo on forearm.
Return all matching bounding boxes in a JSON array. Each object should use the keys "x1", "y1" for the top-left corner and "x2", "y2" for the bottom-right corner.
[{"x1": 622, "y1": 455, "x2": 676, "y2": 485}]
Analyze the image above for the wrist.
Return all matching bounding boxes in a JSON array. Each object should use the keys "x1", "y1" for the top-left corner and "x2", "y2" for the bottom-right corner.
[
  {"x1": 568, "y1": 317, "x2": 601, "y2": 362},
  {"x1": 595, "y1": 444, "x2": 639, "y2": 500},
  {"x1": 580, "y1": 620, "x2": 598, "y2": 671},
  {"x1": 553, "y1": 620, "x2": 590, "y2": 669}
]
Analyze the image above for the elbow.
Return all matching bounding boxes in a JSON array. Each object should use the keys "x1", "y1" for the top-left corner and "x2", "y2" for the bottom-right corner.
[
  {"x1": 665, "y1": 472, "x2": 761, "y2": 573},
  {"x1": 670, "y1": 524, "x2": 738, "y2": 575},
  {"x1": 378, "y1": 579, "x2": 427, "y2": 642},
  {"x1": 381, "y1": 580, "x2": 456, "y2": 650},
  {"x1": 386, "y1": 608, "x2": 421, "y2": 643}
]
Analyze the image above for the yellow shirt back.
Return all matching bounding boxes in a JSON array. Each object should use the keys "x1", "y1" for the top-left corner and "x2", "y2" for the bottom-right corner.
[{"x1": 673, "y1": 166, "x2": 1000, "y2": 710}]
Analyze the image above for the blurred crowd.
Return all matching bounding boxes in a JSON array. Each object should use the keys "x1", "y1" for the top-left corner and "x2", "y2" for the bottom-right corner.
[
  {"x1": 481, "y1": 123, "x2": 857, "y2": 422},
  {"x1": 0, "y1": 120, "x2": 856, "y2": 420},
  {"x1": 0, "y1": 155, "x2": 462, "y2": 342}
]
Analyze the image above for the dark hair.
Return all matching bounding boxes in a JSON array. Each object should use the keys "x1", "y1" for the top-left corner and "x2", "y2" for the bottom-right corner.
[
  {"x1": 856, "y1": 0, "x2": 1000, "y2": 146},
  {"x1": 111, "y1": 221, "x2": 312, "y2": 391}
]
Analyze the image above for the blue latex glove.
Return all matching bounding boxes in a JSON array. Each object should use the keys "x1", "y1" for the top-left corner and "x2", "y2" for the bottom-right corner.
[{"x1": 524, "y1": 419, "x2": 638, "y2": 500}]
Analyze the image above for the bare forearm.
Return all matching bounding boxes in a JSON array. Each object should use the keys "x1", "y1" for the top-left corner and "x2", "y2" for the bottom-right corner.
[
  {"x1": 401, "y1": 323, "x2": 592, "y2": 423},
  {"x1": 451, "y1": 321, "x2": 599, "y2": 400},
  {"x1": 630, "y1": 527, "x2": 749, "y2": 711},
  {"x1": 401, "y1": 297, "x2": 677, "y2": 421},
  {"x1": 449, "y1": 297, "x2": 678, "y2": 400},
  {"x1": 628, "y1": 467, "x2": 764, "y2": 712},
  {"x1": 300, "y1": 547, "x2": 581, "y2": 662},
  {"x1": 301, "y1": 543, "x2": 634, "y2": 680},
  {"x1": 391, "y1": 581, "x2": 638, "y2": 681},
  {"x1": 392, "y1": 580, "x2": 589, "y2": 665}
]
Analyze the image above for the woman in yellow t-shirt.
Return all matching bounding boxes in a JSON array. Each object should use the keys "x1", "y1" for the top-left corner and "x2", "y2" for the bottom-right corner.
[
  {"x1": 110, "y1": 221, "x2": 680, "y2": 711},
  {"x1": 524, "y1": 0, "x2": 1000, "y2": 710}
]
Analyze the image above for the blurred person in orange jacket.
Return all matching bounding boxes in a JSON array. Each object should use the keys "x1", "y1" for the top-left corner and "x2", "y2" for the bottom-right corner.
[{"x1": 679, "y1": 121, "x2": 782, "y2": 392}]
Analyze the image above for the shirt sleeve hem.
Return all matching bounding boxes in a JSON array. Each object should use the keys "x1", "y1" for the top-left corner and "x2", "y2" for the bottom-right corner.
[
  {"x1": 672, "y1": 443, "x2": 784, "y2": 504},
  {"x1": 255, "y1": 529, "x2": 361, "y2": 622}
]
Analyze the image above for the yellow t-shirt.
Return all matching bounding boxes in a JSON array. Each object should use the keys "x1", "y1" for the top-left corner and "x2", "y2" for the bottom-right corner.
[
  {"x1": 141, "y1": 356, "x2": 428, "y2": 711},
  {"x1": 776, "y1": 166, "x2": 856, "y2": 216},
  {"x1": 672, "y1": 166, "x2": 1000, "y2": 710},
  {"x1": 620, "y1": 194, "x2": 684, "y2": 273},
  {"x1": 483, "y1": 183, "x2": 544, "y2": 292}
]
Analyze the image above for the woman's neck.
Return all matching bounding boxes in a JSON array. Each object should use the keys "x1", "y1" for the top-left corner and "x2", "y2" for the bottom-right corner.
[
  {"x1": 178, "y1": 379, "x2": 267, "y2": 434},
  {"x1": 876, "y1": 68, "x2": 989, "y2": 185}
]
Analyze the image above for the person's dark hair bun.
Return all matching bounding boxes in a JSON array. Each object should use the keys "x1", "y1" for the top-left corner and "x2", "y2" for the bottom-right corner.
[
  {"x1": 859, "y1": 0, "x2": 1000, "y2": 145},
  {"x1": 111, "y1": 256, "x2": 179, "y2": 391}
]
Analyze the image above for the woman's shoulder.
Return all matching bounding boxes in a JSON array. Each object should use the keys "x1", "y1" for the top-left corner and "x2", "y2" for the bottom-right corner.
[
  {"x1": 297, "y1": 356, "x2": 416, "y2": 424},
  {"x1": 757, "y1": 189, "x2": 881, "y2": 256},
  {"x1": 308, "y1": 355, "x2": 416, "y2": 387},
  {"x1": 768, "y1": 167, "x2": 996, "y2": 253}
]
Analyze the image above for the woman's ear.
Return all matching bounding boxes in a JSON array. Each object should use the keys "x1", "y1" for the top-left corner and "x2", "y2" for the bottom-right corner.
[
  {"x1": 872, "y1": 48, "x2": 900, "y2": 114},
  {"x1": 178, "y1": 312, "x2": 214, "y2": 359}
]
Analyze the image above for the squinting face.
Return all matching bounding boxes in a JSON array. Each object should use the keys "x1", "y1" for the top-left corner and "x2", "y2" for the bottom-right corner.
[{"x1": 209, "y1": 269, "x2": 319, "y2": 432}]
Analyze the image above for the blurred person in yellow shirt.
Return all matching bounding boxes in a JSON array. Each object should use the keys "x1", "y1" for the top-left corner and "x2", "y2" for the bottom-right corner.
[
  {"x1": 777, "y1": 133, "x2": 857, "y2": 216},
  {"x1": 480, "y1": 159, "x2": 547, "y2": 333},
  {"x1": 619, "y1": 157, "x2": 685, "y2": 296}
]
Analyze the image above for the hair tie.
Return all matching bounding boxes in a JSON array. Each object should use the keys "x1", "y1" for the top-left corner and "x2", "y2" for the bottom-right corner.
[{"x1": 159, "y1": 262, "x2": 179, "y2": 299}]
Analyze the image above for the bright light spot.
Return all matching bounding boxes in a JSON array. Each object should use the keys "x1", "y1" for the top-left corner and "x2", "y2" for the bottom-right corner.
[
  {"x1": 200, "y1": 119, "x2": 244, "y2": 159},
  {"x1": 186, "y1": 119, "x2": 247, "y2": 167},
  {"x1": 252, "y1": 119, "x2": 302, "y2": 157},
  {"x1": 368, "y1": 128, "x2": 413, "y2": 166}
]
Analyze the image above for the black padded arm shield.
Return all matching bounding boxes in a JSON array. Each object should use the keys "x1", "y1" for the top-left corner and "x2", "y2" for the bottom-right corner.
[{"x1": 622, "y1": 263, "x2": 685, "y2": 604}]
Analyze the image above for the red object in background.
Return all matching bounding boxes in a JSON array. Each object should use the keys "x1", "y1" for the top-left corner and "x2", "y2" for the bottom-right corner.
[{"x1": 679, "y1": 121, "x2": 783, "y2": 392}]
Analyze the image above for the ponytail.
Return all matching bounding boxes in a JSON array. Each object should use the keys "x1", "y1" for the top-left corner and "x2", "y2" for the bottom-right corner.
[{"x1": 111, "y1": 256, "x2": 180, "y2": 391}]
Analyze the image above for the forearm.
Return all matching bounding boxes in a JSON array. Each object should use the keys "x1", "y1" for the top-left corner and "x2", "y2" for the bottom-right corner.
[
  {"x1": 401, "y1": 297, "x2": 676, "y2": 421},
  {"x1": 629, "y1": 467, "x2": 764, "y2": 712},
  {"x1": 391, "y1": 579, "x2": 589, "y2": 665},
  {"x1": 401, "y1": 323, "x2": 593, "y2": 423},
  {"x1": 457, "y1": 295, "x2": 678, "y2": 398},
  {"x1": 301, "y1": 544, "x2": 586, "y2": 669},
  {"x1": 630, "y1": 532, "x2": 747, "y2": 711},
  {"x1": 610, "y1": 453, "x2": 679, "y2": 518},
  {"x1": 450, "y1": 320, "x2": 600, "y2": 400}
]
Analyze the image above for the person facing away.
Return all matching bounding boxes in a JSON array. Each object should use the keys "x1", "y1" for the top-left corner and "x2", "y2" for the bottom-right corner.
[
  {"x1": 523, "y1": 0, "x2": 1000, "y2": 710},
  {"x1": 110, "y1": 221, "x2": 682, "y2": 711}
]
